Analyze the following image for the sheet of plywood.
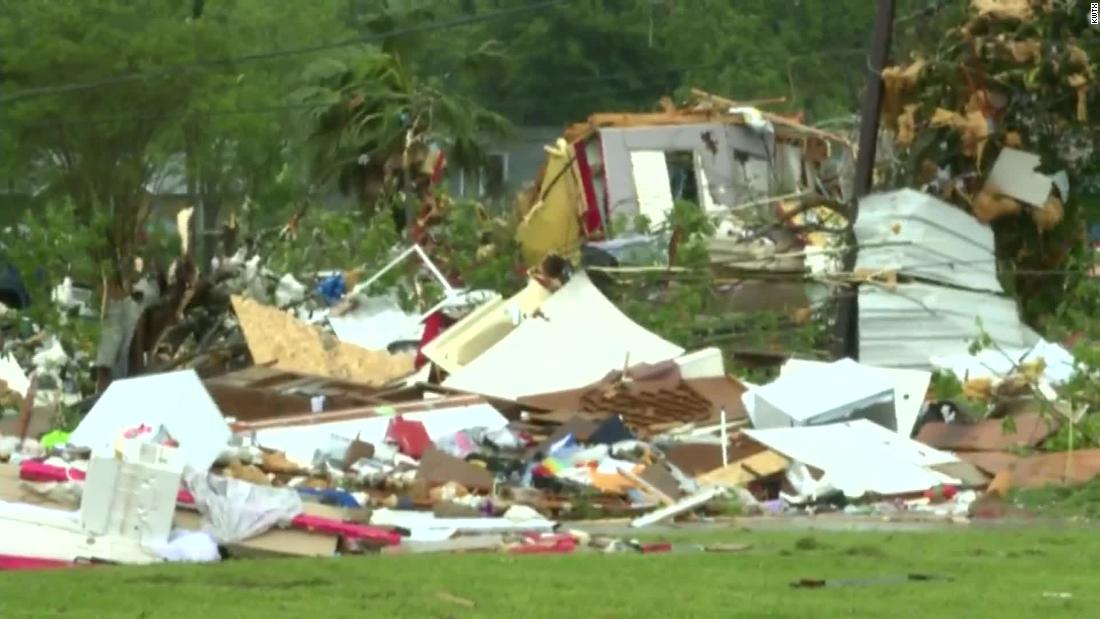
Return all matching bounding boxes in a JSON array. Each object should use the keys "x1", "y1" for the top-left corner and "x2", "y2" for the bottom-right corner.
[
  {"x1": 956, "y1": 451, "x2": 1023, "y2": 476},
  {"x1": 231, "y1": 295, "x2": 415, "y2": 387},
  {"x1": 917, "y1": 413, "x2": 1057, "y2": 452},
  {"x1": 994, "y1": 449, "x2": 1100, "y2": 490},
  {"x1": 696, "y1": 450, "x2": 790, "y2": 487}
]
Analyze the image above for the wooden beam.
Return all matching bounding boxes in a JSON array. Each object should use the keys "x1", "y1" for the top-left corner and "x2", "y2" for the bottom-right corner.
[
  {"x1": 584, "y1": 111, "x2": 737, "y2": 128},
  {"x1": 691, "y1": 89, "x2": 852, "y2": 145}
]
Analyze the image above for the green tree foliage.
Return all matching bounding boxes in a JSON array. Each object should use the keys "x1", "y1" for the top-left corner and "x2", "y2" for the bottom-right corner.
[
  {"x1": 0, "y1": 0, "x2": 353, "y2": 282},
  {"x1": 1, "y1": 202, "x2": 110, "y2": 374},
  {"x1": 0, "y1": 0, "x2": 946, "y2": 255},
  {"x1": 175, "y1": 1, "x2": 352, "y2": 238},
  {"x1": 2, "y1": 0, "x2": 1037, "y2": 297},
  {"x1": 427, "y1": 199, "x2": 526, "y2": 294},
  {"x1": 264, "y1": 207, "x2": 402, "y2": 281},
  {"x1": 291, "y1": 50, "x2": 510, "y2": 217},
  {"x1": 887, "y1": 2, "x2": 1099, "y2": 326},
  {"x1": 615, "y1": 199, "x2": 716, "y2": 346},
  {"x1": 0, "y1": 1, "x2": 224, "y2": 285},
  {"x1": 365, "y1": 0, "x2": 904, "y2": 125}
]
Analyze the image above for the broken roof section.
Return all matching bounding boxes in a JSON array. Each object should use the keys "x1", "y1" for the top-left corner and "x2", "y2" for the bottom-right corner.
[
  {"x1": 204, "y1": 365, "x2": 425, "y2": 422},
  {"x1": 206, "y1": 364, "x2": 535, "y2": 424},
  {"x1": 520, "y1": 348, "x2": 747, "y2": 435},
  {"x1": 442, "y1": 271, "x2": 684, "y2": 400},
  {"x1": 517, "y1": 90, "x2": 854, "y2": 268},
  {"x1": 562, "y1": 91, "x2": 852, "y2": 148}
]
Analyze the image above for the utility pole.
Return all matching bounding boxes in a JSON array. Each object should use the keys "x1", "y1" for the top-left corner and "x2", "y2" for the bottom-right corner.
[
  {"x1": 837, "y1": 0, "x2": 896, "y2": 361},
  {"x1": 853, "y1": 0, "x2": 896, "y2": 198},
  {"x1": 190, "y1": 0, "x2": 206, "y2": 269}
]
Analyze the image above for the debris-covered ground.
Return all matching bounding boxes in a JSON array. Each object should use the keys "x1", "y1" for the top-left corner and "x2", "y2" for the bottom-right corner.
[{"x1": 0, "y1": 3, "x2": 1096, "y2": 608}]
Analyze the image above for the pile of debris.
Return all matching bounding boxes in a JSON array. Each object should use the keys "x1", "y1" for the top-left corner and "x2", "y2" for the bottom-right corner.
[{"x1": 0, "y1": 237, "x2": 1088, "y2": 568}]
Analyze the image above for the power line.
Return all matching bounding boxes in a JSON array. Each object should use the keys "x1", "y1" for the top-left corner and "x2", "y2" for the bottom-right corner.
[
  {"x1": 5, "y1": 102, "x2": 324, "y2": 129},
  {"x1": 2, "y1": 82, "x2": 668, "y2": 131},
  {"x1": 0, "y1": 0, "x2": 570, "y2": 104},
  {"x1": 1, "y1": 43, "x2": 875, "y2": 131}
]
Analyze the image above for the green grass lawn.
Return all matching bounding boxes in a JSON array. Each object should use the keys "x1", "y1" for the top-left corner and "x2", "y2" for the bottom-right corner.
[
  {"x1": 1011, "y1": 479, "x2": 1100, "y2": 520},
  {"x1": 0, "y1": 527, "x2": 1095, "y2": 618}
]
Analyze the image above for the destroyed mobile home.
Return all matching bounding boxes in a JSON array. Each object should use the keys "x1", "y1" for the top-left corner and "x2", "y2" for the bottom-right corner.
[{"x1": 0, "y1": 3, "x2": 1097, "y2": 564}]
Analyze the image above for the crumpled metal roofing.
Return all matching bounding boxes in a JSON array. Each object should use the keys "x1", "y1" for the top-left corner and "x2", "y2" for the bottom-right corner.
[
  {"x1": 855, "y1": 189, "x2": 1043, "y2": 370},
  {"x1": 859, "y1": 283, "x2": 1040, "y2": 370},
  {"x1": 855, "y1": 189, "x2": 1003, "y2": 293}
]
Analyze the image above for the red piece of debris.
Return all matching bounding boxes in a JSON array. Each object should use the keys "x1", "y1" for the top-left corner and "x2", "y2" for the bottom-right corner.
[
  {"x1": 385, "y1": 416, "x2": 432, "y2": 459},
  {"x1": 0, "y1": 555, "x2": 80, "y2": 571}
]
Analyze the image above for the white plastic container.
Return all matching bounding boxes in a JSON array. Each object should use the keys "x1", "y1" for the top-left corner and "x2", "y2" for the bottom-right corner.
[{"x1": 79, "y1": 441, "x2": 184, "y2": 547}]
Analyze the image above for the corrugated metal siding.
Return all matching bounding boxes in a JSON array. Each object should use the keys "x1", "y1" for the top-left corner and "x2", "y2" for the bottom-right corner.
[
  {"x1": 859, "y1": 283, "x2": 1040, "y2": 370},
  {"x1": 856, "y1": 189, "x2": 1040, "y2": 370},
  {"x1": 856, "y1": 189, "x2": 1003, "y2": 292}
]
